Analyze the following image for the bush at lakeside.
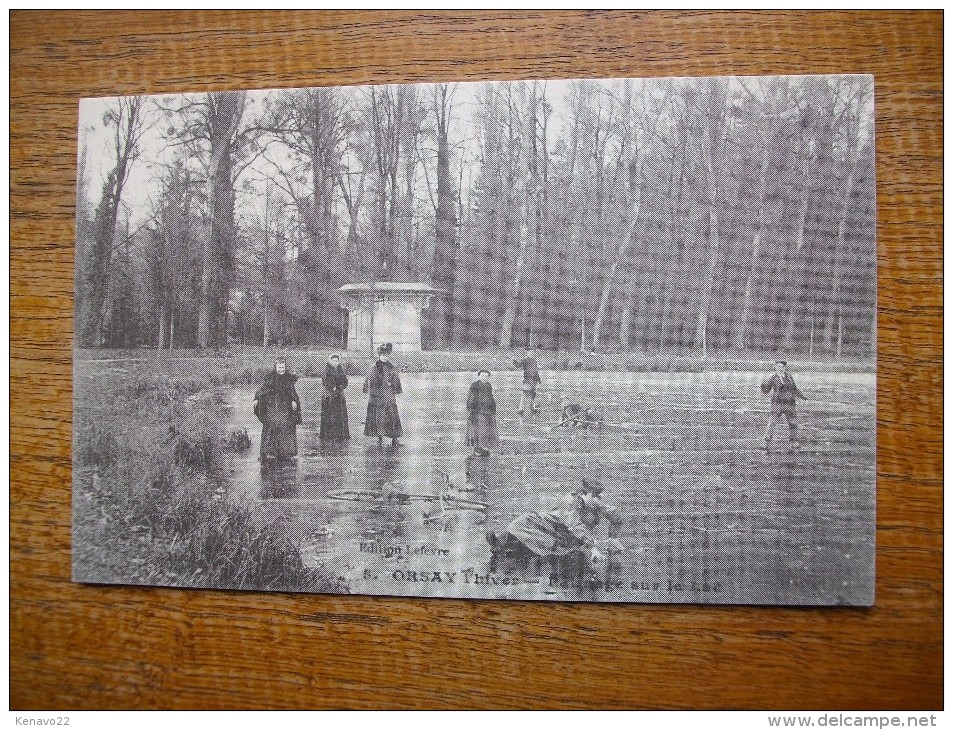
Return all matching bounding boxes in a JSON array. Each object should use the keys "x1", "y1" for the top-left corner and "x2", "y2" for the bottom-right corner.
[{"x1": 72, "y1": 364, "x2": 341, "y2": 593}]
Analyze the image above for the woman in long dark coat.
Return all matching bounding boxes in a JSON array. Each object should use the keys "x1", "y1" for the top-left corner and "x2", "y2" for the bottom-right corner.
[
  {"x1": 253, "y1": 358, "x2": 301, "y2": 461},
  {"x1": 466, "y1": 369, "x2": 499, "y2": 456},
  {"x1": 363, "y1": 344, "x2": 403, "y2": 447},
  {"x1": 319, "y1": 353, "x2": 350, "y2": 442}
]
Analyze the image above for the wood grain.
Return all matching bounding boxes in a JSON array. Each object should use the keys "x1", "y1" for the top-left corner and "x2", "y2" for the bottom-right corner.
[{"x1": 11, "y1": 10, "x2": 942, "y2": 710}]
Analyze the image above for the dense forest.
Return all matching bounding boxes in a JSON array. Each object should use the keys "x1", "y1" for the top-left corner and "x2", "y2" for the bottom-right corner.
[{"x1": 74, "y1": 75, "x2": 875, "y2": 359}]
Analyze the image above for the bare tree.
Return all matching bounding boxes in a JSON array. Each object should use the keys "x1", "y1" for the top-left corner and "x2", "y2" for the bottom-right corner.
[
  {"x1": 74, "y1": 77, "x2": 876, "y2": 360},
  {"x1": 365, "y1": 85, "x2": 408, "y2": 279},
  {"x1": 77, "y1": 96, "x2": 150, "y2": 347},
  {"x1": 691, "y1": 77, "x2": 731, "y2": 359},
  {"x1": 499, "y1": 82, "x2": 539, "y2": 349},
  {"x1": 146, "y1": 158, "x2": 193, "y2": 352},
  {"x1": 732, "y1": 78, "x2": 799, "y2": 353},
  {"x1": 267, "y1": 86, "x2": 353, "y2": 344},
  {"x1": 197, "y1": 91, "x2": 246, "y2": 348},
  {"x1": 783, "y1": 80, "x2": 830, "y2": 356},
  {"x1": 429, "y1": 83, "x2": 458, "y2": 347},
  {"x1": 591, "y1": 80, "x2": 668, "y2": 351},
  {"x1": 159, "y1": 90, "x2": 276, "y2": 348},
  {"x1": 252, "y1": 181, "x2": 293, "y2": 350},
  {"x1": 824, "y1": 79, "x2": 869, "y2": 358}
]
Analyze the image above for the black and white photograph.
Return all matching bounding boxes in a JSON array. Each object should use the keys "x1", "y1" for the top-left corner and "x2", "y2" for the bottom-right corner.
[{"x1": 72, "y1": 73, "x2": 876, "y2": 605}]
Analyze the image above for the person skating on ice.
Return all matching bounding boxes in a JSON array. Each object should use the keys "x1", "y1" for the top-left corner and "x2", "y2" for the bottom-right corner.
[
  {"x1": 761, "y1": 359, "x2": 807, "y2": 452},
  {"x1": 513, "y1": 347, "x2": 542, "y2": 417}
]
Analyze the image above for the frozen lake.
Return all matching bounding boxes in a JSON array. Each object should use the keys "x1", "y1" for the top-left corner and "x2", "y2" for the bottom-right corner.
[{"x1": 222, "y1": 370, "x2": 876, "y2": 604}]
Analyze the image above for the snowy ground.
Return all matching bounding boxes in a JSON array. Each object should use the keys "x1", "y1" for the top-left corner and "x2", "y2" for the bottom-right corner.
[{"x1": 223, "y1": 370, "x2": 876, "y2": 605}]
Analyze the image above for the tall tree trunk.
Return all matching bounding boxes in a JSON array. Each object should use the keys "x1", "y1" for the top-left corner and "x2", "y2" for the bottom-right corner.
[
  {"x1": 80, "y1": 98, "x2": 144, "y2": 347},
  {"x1": 499, "y1": 84, "x2": 536, "y2": 349},
  {"x1": 399, "y1": 86, "x2": 418, "y2": 281},
  {"x1": 825, "y1": 100, "x2": 862, "y2": 359},
  {"x1": 368, "y1": 85, "x2": 404, "y2": 281},
  {"x1": 784, "y1": 132, "x2": 813, "y2": 354},
  {"x1": 75, "y1": 139, "x2": 93, "y2": 345},
  {"x1": 693, "y1": 81, "x2": 728, "y2": 359},
  {"x1": 198, "y1": 91, "x2": 245, "y2": 349},
  {"x1": 619, "y1": 155, "x2": 651, "y2": 350},
  {"x1": 605, "y1": 171, "x2": 643, "y2": 351},
  {"x1": 695, "y1": 209, "x2": 720, "y2": 360},
  {"x1": 263, "y1": 295, "x2": 269, "y2": 351},
  {"x1": 499, "y1": 213, "x2": 529, "y2": 350},
  {"x1": 82, "y1": 171, "x2": 121, "y2": 347},
  {"x1": 659, "y1": 139, "x2": 688, "y2": 352},
  {"x1": 157, "y1": 301, "x2": 166, "y2": 352},
  {"x1": 734, "y1": 121, "x2": 774, "y2": 353},
  {"x1": 168, "y1": 309, "x2": 175, "y2": 351},
  {"x1": 309, "y1": 93, "x2": 330, "y2": 343},
  {"x1": 594, "y1": 80, "x2": 658, "y2": 352},
  {"x1": 432, "y1": 84, "x2": 457, "y2": 347}
]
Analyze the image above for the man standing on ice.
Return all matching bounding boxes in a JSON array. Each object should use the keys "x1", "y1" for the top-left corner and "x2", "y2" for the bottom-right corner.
[
  {"x1": 761, "y1": 359, "x2": 807, "y2": 452},
  {"x1": 513, "y1": 347, "x2": 542, "y2": 417}
]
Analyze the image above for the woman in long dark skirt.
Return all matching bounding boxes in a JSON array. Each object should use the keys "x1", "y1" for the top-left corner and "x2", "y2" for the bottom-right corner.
[
  {"x1": 253, "y1": 357, "x2": 301, "y2": 461},
  {"x1": 363, "y1": 343, "x2": 403, "y2": 447},
  {"x1": 466, "y1": 369, "x2": 499, "y2": 456},
  {"x1": 319, "y1": 353, "x2": 350, "y2": 442}
]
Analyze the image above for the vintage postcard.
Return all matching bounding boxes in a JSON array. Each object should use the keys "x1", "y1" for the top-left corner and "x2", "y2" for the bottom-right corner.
[{"x1": 72, "y1": 74, "x2": 876, "y2": 604}]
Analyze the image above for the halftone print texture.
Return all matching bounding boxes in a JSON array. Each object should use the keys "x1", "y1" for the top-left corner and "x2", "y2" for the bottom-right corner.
[{"x1": 72, "y1": 74, "x2": 875, "y2": 605}]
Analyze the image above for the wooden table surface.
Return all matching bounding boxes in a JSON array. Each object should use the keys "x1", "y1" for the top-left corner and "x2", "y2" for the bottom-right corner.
[{"x1": 10, "y1": 10, "x2": 942, "y2": 710}]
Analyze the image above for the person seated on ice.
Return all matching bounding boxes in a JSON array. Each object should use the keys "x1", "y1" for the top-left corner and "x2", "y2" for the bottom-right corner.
[
  {"x1": 486, "y1": 478, "x2": 622, "y2": 580},
  {"x1": 466, "y1": 369, "x2": 499, "y2": 457},
  {"x1": 557, "y1": 402, "x2": 604, "y2": 431},
  {"x1": 253, "y1": 357, "x2": 301, "y2": 462},
  {"x1": 761, "y1": 359, "x2": 807, "y2": 452},
  {"x1": 513, "y1": 347, "x2": 542, "y2": 416}
]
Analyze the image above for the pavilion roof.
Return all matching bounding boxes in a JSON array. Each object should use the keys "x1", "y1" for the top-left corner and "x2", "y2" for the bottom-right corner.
[{"x1": 338, "y1": 282, "x2": 445, "y2": 295}]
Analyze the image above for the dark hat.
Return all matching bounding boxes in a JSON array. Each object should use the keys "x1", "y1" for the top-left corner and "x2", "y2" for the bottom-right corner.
[
  {"x1": 378, "y1": 342, "x2": 393, "y2": 355},
  {"x1": 775, "y1": 359, "x2": 787, "y2": 366}
]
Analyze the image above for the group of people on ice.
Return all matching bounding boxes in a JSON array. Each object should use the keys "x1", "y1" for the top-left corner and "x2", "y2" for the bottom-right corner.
[
  {"x1": 253, "y1": 348, "x2": 807, "y2": 461},
  {"x1": 253, "y1": 349, "x2": 807, "y2": 582},
  {"x1": 252, "y1": 344, "x2": 401, "y2": 460},
  {"x1": 253, "y1": 345, "x2": 549, "y2": 461}
]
